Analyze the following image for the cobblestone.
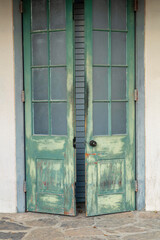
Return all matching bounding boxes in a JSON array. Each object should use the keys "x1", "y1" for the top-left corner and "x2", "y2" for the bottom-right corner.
[{"x1": 0, "y1": 209, "x2": 160, "y2": 239}]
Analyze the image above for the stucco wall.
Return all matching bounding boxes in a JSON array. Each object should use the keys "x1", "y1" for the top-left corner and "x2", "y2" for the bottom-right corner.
[
  {"x1": 0, "y1": 0, "x2": 17, "y2": 212},
  {"x1": 145, "y1": 0, "x2": 160, "y2": 210}
]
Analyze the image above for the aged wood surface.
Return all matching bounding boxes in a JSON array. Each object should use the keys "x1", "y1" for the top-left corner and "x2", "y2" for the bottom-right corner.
[
  {"x1": 23, "y1": 0, "x2": 76, "y2": 216},
  {"x1": 85, "y1": 0, "x2": 135, "y2": 216}
]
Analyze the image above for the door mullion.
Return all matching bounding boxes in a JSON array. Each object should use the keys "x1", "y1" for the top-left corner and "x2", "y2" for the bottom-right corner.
[
  {"x1": 108, "y1": 0, "x2": 112, "y2": 136},
  {"x1": 47, "y1": 0, "x2": 51, "y2": 135}
]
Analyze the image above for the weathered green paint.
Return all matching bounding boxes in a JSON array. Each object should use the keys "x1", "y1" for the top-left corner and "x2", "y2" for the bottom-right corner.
[
  {"x1": 23, "y1": 0, "x2": 76, "y2": 216},
  {"x1": 85, "y1": 0, "x2": 135, "y2": 216}
]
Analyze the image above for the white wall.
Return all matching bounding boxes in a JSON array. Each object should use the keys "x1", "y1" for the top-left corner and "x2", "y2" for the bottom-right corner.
[
  {"x1": 145, "y1": 0, "x2": 160, "y2": 211},
  {"x1": 0, "y1": 0, "x2": 17, "y2": 212}
]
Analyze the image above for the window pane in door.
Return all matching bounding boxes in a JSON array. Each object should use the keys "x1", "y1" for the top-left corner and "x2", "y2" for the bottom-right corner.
[
  {"x1": 51, "y1": 103, "x2": 67, "y2": 135},
  {"x1": 32, "y1": 68, "x2": 48, "y2": 100},
  {"x1": 51, "y1": 67, "x2": 67, "y2": 100},
  {"x1": 93, "y1": 103, "x2": 108, "y2": 135},
  {"x1": 93, "y1": 31, "x2": 108, "y2": 65},
  {"x1": 31, "y1": 0, "x2": 47, "y2": 31},
  {"x1": 34, "y1": 103, "x2": 49, "y2": 134},
  {"x1": 32, "y1": 33, "x2": 48, "y2": 66},
  {"x1": 111, "y1": 68, "x2": 126, "y2": 100},
  {"x1": 50, "y1": 0, "x2": 66, "y2": 29},
  {"x1": 50, "y1": 32, "x2": 66, "y2": 65},
  {"x1": 111, "y1": 32, "x2": 126, "y2": 65},
  {"x1": 93, "y1": 67, "x2": 108, "y2": 100},
  {"x1": 112, "y1": 102, "x2": 126, "y2": 134},
  {"x1": 111, "y1": 0, "x2": 126, "y2": 30},
  {"x1": 92, "y1": 0, "x2": 109, "y2": 29}
]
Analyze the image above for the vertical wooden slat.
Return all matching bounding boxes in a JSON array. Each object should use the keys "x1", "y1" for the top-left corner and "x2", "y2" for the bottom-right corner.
[{"x1": 75, "y1": 0, "x2": 85, "y2": 203}]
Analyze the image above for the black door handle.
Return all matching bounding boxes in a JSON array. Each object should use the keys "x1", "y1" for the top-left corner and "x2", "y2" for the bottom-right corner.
[{"x1": 89, "y1": 140, "x2": 97, "y2": 147}]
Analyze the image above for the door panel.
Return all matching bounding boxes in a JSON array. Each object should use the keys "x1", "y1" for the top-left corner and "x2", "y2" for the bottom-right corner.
[
  {"x1": 23, "y1": 0, "x2": 76, "y2": 215},
  {"x1": 85, "y1": 0, "x2": 135, "y2": 216}
]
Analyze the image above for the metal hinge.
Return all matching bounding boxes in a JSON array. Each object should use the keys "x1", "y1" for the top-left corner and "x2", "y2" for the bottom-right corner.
[
  {"x1": 23, "y1": 180, "x2": 27, "y2": 193},
  {"x1": 21, "y1": 90, "x2": 25, "y2": 103},
  {"x1": 135, "y1": 180, "x2": 138, "y2": 192},
  {"x1": 134, "y1": 89, "x2": 138, "y2": 101},
  {"x1": 73, "y1": 137, "x2": 76, "y2": 149},
  {"x1": 134, "y1": 0, "x2": 138, "y2": 12},
  {"x1": 19, "y1": 1, "x2": 23, "y2": 14}
]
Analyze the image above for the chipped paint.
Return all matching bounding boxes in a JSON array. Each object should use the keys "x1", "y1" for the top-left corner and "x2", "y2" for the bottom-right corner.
[
  {"x1": 85, "y1": 153, "x2": 96, "y2": 158},
  {"x1": 85, "y1": 0, "x2": 135, "y2": 216},
  {"x1": 24, "y1": 0, "x2": 76, "y2": 216}
]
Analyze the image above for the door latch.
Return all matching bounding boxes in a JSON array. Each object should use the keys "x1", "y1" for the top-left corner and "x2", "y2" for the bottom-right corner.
[
  {"x1": 134, "y1": 89, "x2": 138, "y2": 101},
  {"x1": 23, "y1": 180, "x2": 27, "y2": 193},
  {"x1": 135, "y1": 180, "x2": 138, "y2": 192},
  {"x1": 73, "y1": 137, "x2": 76, "y2": 149}
]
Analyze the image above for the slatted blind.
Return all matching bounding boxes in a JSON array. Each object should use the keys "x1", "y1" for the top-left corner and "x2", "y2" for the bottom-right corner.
[{"x1": 74, "y1": 0, "x2": 85, "y2": 203}]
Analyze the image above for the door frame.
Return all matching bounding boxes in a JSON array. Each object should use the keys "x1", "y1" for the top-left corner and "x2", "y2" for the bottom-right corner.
[{"x1": 13, "y1": 0, "x2": 145, "y2": 212}]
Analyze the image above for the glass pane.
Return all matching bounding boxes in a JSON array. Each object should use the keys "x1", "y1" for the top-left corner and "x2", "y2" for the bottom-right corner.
[
  {"x1": 111, "y1": 0, "x2": 126, "y2": 30},
  {"x1": 93, "y1": 67, "x2": 108, "y2": 100},
  {"x1": 93, "y1": 0, "x2": 109, "y2": 29},
  {"x1": 32, "y1": 33, "x2": 48, "y2": 66},
  {"x1": 51, "y1": 67, "x2": 67, "y2": 100},
  {"x1": 34, "y1": 103, "x2": 48, "y2": 134},
  {"x1": 50, "y1": 32, "x2": 66, "y2": 65},
  {"x1": 112, "y1": 102, "x2": 126, "y2": 134},
  {"x1": 111, "y1": 32, "x2": 126, "y2": 65},
  {"x1": 93, "y1": 31, "x2": 108, "y2": 65},
  {"x1": 51, "y1": 103, "x2": 67, "y2": 135},
  {"x1": 93, "y1": 103, "x2": 108, "y2": 135},
  {"x1": 111, "y1": 68, "x2": 126, "y2": 100},
  {"x1": 32, "y1": 69, "x2": 48, "y2": 100},
  {"x1": 31, "y1": 0, "x2": 47, "y2": 31},
  {"x1": 50, "y1": 0, "x2": 66, "y2": 29}
]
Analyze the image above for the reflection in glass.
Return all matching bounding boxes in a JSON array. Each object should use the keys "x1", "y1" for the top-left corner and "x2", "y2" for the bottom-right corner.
[
  {"x1": 93, "y1": 103, "x2": 108, "y2": 135},
  {"x1": 32, "y1": 33, "x2": 48, "y2": 66},
  {"x1": 111, "y1": 0, "x2": 126, "y2": 30},
  {"x1": 92, "y1": 0, "x2": 109, "y2": 29},
  {"x1": 93, "y1": 31, "x2": 108, "y2": 65},
  {"x1": 34, "y1": 103, "x2": 48, "y2": 134},
  {"x1": 50, "y1": 0, "x2": 66, "y2": 29},
  {"x1": 50, "y1": 32, "x2": 66, "y2": 65},
  {"x1": 51, "y1": 103, "x2": 67, "y2": 135},
  {"x1": 32, "y1": 68, "x2": 48, "y2": 100},
  {"x1": 111, "y1": 68, "x2": 126, "y2": 100},
  {"x1": 32, "y1": 0, "x2": 47, "y2": 31},
  {"x1": 112, "y1": 102, "x2": 126, "y2": 134},
  {"x1": 111, "y1": 32, "x2": 126, "y2": 65},
  {"x1": 51, "y1": 67, "x2": 67, "y2": 100},
  {"x1": 93, "y1": 67, "x2": 108, "y2": 100}
]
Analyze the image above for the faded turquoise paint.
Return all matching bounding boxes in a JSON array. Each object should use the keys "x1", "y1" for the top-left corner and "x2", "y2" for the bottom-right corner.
[
  {"x1": 23, "y1": 0, "x2": 76, "y2": 216},
  {"x1": 136, "y1": 0, "x2": 145, "y2": 211},
  {"x1": 85, "y1": 0, "x2": 135, "y2": 216}
]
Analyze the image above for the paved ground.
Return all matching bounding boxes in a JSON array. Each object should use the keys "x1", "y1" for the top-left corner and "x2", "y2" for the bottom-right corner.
[{"x1": 0, "y1": 207, "x2": 160, "y2": 239}]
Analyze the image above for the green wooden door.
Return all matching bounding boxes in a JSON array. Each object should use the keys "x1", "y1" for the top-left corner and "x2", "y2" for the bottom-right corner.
[
  {"x1": 23, "y1": 0, "x2": 76, "y2": 216},
  {"x1": 85, "y1": 0, "x2": 135, "y2": 216}
]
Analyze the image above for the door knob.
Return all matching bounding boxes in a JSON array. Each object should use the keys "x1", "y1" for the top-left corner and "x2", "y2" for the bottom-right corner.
[{"x1": 89, "y1": 140, "x2": 97, "y2": 147}]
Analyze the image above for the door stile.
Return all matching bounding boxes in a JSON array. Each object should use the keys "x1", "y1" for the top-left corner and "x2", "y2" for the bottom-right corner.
[
  {"x1": 23, "y1": 0, "x2": 34, "y2": 211},
  {"x1": 125, "y1": 0, "x2": 135, "y2": 210},
  {"x1": 64, "y1": 0, "x2": 76, "y2": 215},
  {"x1": 85, "y1": 0, "x2": 97, "y2": 216}
]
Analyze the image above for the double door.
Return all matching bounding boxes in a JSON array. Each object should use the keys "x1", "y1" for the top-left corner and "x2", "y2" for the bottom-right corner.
[{"x1": 23, "y1": 0, "x2": 135, "y2": 216}]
